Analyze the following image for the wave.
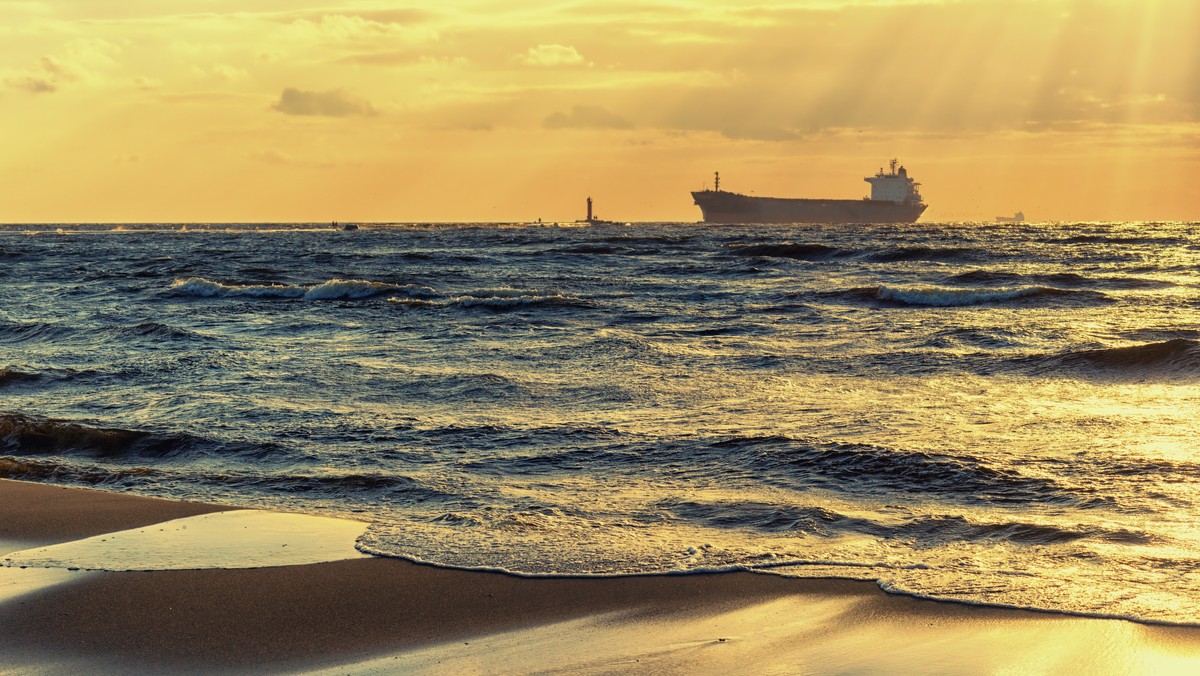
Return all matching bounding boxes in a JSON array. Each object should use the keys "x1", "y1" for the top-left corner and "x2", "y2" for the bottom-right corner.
[
  {"x1": 544, "y1": 244, "x2": 629, "y2": 255},
  {"x1": 170, "y1": 277, "x2": 434, "y2": 300},
  {"x1": 227, "y1": 470, "x2": 458, "y2": 503},
  {"x1": 455, "y1": 433, "x2": 1092, "y2": 507},
  {"x1": 709, "y1": 435, "x2": 1095, "y2": 506},
  {"x1": 449, "y1": 288, "x2": 592, "y2": 311},
  {"x1": 389, "y1": 372, "x2": 536, "y2": 404},
  {"x1": 0, "y1": 320, "x2": 78, "y2": 344},
  {"x1": 0, "y1": 456, "x2": 455, "y2": 504},
  {"x1": 1027, "y1": 339, "x2": 1200, "y2": 377},
  {"x1": 947, "y1": 270, "x2": 1173, "y2": 290},
  {"x1": 0, "y1": 368, "x2": 43, "y2": 386},
  {"x1": 828, "y1": 285, "x2": 1108, "y2": 308},
  {"x1": 660, "y1": 500, "x2": 1148, "y2": 546},
  {"x1": 729, "y1": 243, "x2": 847, "y2": 260},
  {"x1": 108, "y1": 322, "x2": 209, "y2": 342},
  {"x1": 0, "y1": 413, "x2": 287, "y2": 461},
  {"x1": 864, "y1": 245, "x2": 978, "y2": 263},
  {"x1": 1, "y1": 413, "x2": 177, "y2": 459},
  {"x1": 729, "y1": 242, "x2": 985, "y2": 263},
  {"x1": 1043, "y1": 234, "x2": 1184, "y2": 246},
  {"x1": 0, "y1": 456, "x2": 163, "y2": 485},
  {"x1": 887, "y1": 514, "x2": 1154, "y2": 546}
]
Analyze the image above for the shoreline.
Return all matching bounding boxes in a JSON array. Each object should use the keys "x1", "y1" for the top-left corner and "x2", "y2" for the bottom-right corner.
[{"x1": 4, "y1": 479, "x2": 1200, "y2": 673}]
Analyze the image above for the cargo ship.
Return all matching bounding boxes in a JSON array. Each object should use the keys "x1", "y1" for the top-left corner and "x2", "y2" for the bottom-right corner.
[{"x1": 691, "y1": 160, "x2": 927, "y2": 224}]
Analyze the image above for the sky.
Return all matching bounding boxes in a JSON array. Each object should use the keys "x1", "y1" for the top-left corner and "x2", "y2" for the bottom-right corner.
[{"x1": 0, "y1": 0, "x2": 1196, "y2": 223}]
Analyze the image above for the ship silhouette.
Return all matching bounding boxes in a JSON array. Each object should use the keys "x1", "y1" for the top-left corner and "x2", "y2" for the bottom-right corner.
[{"x1": 692, "y1": 160, "x2": 928, "y2": 224}]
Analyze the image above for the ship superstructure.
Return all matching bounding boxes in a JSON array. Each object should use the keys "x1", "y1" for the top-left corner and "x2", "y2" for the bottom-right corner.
[{"x1": 691, "y1": 159, "x2": 928, "y2": 224}]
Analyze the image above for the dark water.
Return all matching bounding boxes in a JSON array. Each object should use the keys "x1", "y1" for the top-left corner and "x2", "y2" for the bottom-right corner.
[{"x1": 2, "y1": 221, "x2": 1199, "y2": 623}]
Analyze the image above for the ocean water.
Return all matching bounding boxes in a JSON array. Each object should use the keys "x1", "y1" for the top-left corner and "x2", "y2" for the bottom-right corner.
[{"x1": 2, "y1": 220, "x2": 1199, "y2": 623}]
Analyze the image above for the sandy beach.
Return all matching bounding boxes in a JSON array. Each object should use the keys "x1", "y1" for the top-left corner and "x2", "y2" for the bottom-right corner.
[{"x1": 3, "y1": 478, "x2": 1200, "y2": 674}]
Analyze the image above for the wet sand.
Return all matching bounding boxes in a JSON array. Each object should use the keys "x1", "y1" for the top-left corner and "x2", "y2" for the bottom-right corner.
[{"x1": 3, "y1": 478, "x2": 1200, "y2": 674}]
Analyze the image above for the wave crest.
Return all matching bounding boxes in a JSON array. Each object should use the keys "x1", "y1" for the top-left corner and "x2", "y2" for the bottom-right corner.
[
  {"x1": 170, "y1": 277, "x2": 433, "y2": 300},
  {"x1": 450, "y1": 288, "x2": 591, "y2": 310},
  {"x1": 0, "y1": 369, "x2": 43, "y2": 386},
  {"x1": 1031, "y1": 339, "x2": 1200, "y2": 377},
  {"x1": 852, "y1": 285, "x2": 1107, "y2": 308},
  {"x1": 0, "y1": 413, "x2": 286, "y2": 461}
]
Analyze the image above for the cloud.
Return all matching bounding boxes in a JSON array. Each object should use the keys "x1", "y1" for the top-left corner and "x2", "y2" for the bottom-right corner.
[
  {"x1": 271, "y1": 87, "x2": 377, "y2": 117},
  {"x1": 132, "y1": 76, "x2": 162, "y2": 90},
  {"x1": 193, "y1": 64, "x2": 249, "y2": 82},
  {"x1": 5, "y1": 75, "x2": 56, "y2": 93},
  {"x1": 212, "y1": 65, "x2": 249, "y2": 82},
  {"x1": 285, "y1": 14, "x2": 438, "y2": 46},
  {"x1": 3, "y1": 37, "x2": 123, "y2": 94},
  {"x1": 519, "y1": 44, "x2": 585, "y2": 67},
  {"x1": 335, "y1": 51, "x2": 468, "y2": 69},
  {"x1": 543, "y1": 105, "x2": 632, "y2": 130},
  {"x1": 248, "y1": 149, "x2": 293, "y2": 165}
]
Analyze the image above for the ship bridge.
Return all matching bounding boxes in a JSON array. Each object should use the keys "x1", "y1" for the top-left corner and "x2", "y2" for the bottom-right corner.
[{"x1": 865, "y1": 159, "x2": 923, "y2": 205}]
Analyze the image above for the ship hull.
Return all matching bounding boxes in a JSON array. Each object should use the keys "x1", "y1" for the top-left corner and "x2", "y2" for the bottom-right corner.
[{"x1": 692, "y1": 191, "x2": 927, "y2": 224}]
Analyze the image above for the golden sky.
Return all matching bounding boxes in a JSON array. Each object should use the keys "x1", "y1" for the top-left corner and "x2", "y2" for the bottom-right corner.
[{"x1": 1, "y1": 0, "x2": 1196, "y2": 222}]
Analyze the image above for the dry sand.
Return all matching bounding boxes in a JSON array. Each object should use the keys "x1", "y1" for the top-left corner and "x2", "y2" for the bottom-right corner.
[{"x1": 2, "y1": 478, "x2": 1200, "y2": 674}]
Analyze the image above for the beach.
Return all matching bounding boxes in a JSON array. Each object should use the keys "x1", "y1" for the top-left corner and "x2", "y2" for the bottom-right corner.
[{"x1": 3, "y1": 479, "x2": 1200, "y2": 674}]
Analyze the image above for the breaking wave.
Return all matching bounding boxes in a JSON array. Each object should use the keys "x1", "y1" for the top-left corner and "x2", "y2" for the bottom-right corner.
[
  {"x1": 170, "y1": 277, "x2": 435, "y2": 300},
  {"x1": 450, "y1": 288, "x2": 592, "y2": 310},
  {"x1": 388, "y1": 288, "x2": 592, "y2": 311}
]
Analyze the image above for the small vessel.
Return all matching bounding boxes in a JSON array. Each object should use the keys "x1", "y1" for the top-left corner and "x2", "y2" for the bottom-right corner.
[
  {"x1": 341, "y1": 223, "x2": 359, "y2": 231},
  {"x1": 691, "y1": 160, "x2": 928, "y2": 224},
  {"x1": 995, "y1": 211, "x2": 1025, "y2": 223}
]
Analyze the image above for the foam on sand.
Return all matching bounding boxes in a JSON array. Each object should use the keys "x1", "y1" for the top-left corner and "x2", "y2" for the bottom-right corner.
[{"x1": 2, "y1": 510, "x2": 370, "y2": 572}]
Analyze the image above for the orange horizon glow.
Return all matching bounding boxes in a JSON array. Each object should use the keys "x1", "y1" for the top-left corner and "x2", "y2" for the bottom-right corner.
[{"x1": 0, "y1": 0, "x2": 1196, "y2": 223}]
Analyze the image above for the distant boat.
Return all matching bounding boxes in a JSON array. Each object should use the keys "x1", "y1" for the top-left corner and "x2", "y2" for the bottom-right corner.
[{"x1": 995, "y1": 211, "x2": 1025, "y2": 223}]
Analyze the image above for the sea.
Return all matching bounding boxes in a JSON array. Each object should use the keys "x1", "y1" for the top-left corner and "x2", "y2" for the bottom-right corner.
[{"x1": 2, "y1": 220, "x2": 1198, "y2": 624}]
